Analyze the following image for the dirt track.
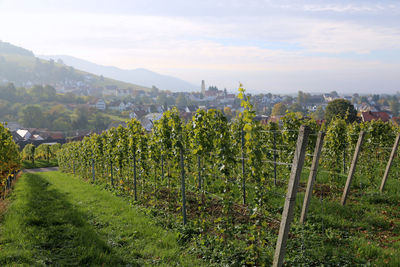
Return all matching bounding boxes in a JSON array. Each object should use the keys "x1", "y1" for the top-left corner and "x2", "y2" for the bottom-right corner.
[{"x1": 23, "y1": 167, "x2": 59, "y2": 173}]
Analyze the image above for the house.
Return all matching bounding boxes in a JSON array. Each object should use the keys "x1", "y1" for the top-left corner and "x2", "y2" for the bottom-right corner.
[
  {"x1": 31, "y1": 134, "x2": 44, "y2": 141},
  {"x1": 88, "y1": 98, "x2": 106, "y2": 110},
  {"x1": 254, "y1": 115, "x2": 269, "y2": 125},
  {"x1": 361, "y1": 111, "x2": 390, "y2": 122},
  {"x1": 116, "y1": 88, "x2": 130, "y2": 97},
  {"x1": 95, "y1": 99, "x2": 106, "y2": 110},
  {"x1": 140, "y1": 113, "x2": 163, "y2": 131},
  {"x1": 268, "y1": 115, "x2": 285, "y2": 125},
  {"x1": 108, "y1": 101, "x2": 127, "y2": 112},
  {"x1": 357, "y1": 103, "x2": 373, "y2": 112},
  {"x1": 185, "y1": 105, "x2": 198, "y2": 113},
  {"x1": 16, "y1": 129, "x2": 31, "y2": 140},
  {"x1": 11, "y1": 131, "x2": 23, "y2": 142},
  {"x1": 129, "y1": 110, "x2": 147, "y2": 120}
]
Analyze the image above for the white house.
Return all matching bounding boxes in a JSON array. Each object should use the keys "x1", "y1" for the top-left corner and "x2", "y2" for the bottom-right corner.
[
  {"x1": 95, "y1": 99, "x2": 106, "y2": 110},
  {"x1": 140, "y1": 113, "x2": 163, "y2": 131},
  {"x1": 16, "y1": 129, "x2": 31, "y2": 140}
]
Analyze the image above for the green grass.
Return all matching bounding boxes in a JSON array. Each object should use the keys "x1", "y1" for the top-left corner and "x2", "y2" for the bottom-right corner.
[
  {"x1": 0, "y1": 171, "x2": 203, "y2": 266},
  {"x1": 21, "y1": 159, "x2": 58, "y2": 169}
]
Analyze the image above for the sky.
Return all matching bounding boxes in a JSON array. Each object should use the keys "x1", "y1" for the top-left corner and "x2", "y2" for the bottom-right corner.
[{"x1": 0, "y1": 0, "x2": 399, "y2": 94}]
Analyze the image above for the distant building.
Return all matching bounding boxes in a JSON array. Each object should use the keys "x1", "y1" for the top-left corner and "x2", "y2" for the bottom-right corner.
[
  {"x1": 361, "y1": 111, "x2": 390, "y2": 122},
  {"x1": 201, "y1": 80, "x2": 205, "y2": 95},
  {"x1": 140, "y1": 113, "x2": 163, "y2": 131},
  {"x1": 88, "y1": 98, "x2": 106, "y2": 110},
  {"x1": 96, "y1": 99, "x2": 106, "y2": 110},
  {"x1": 16, "y1": 129, "x2": 31, "y2": 140}
]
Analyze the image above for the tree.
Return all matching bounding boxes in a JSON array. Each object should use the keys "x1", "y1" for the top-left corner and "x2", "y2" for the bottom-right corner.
[
  {"x1": 330, "y1": 91, "x2": 339, "y2": 98},
  {"x1": 0, "y1": 83, "x2": 17, "y2": 101},
  {"x1": 223, "y1": 106, "x2": 233, "y2": 119},
  {"x1": 297, "y1": 90, "x2": 310, "y2": 105},
  {"x1": 271, "y1": 102, "x2": 287, "y2": 116},
  {"x1": 389, "y1": 100, "x2": 399, "y2": 116},
  {"x1": 288, "y1": 102, "x2": 304, "y2": 114},
  {"x1": 311, "y1": 106, "x2": 325, "y2": 120},
  {"x1": 20, "y1": 105, "x2": 45, "y2": 128},
  {"x1": 325, "y1": 99, "x2": 357, "y2": 123},
  {"x1": 176, "y1": 93, "x2": 187, "y2": 107},
  {"x1": 72, "y1": 106, "x2": 89, "y2": 129},
  {"x1": 22, "y1": 144, "x2": 35, "y2": 164}
]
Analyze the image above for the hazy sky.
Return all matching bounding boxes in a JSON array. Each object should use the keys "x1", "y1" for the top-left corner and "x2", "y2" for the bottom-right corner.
[{"x1": 1, "y1": 0, "x2": 399, "y2": 94}]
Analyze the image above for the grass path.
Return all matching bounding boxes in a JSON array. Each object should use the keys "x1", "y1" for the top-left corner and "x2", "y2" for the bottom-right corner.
[{"x1": 0, "y1": 171, "x2": 203, "y2": 266}]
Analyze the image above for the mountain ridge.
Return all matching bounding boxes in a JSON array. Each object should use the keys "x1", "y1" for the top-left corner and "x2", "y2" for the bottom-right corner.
[
  {"x1": 0, "y1": 40, "x2": 150, "y2": 91},
  {"x1": 39, "y1": 55, "x2": 198, "y2": 92}
]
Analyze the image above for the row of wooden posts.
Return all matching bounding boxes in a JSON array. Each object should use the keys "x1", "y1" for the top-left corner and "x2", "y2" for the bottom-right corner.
[
  {"x1": 273, "y1": 125, "x2": 400, "y2": 267},
  {"x1": 69, "y1": 125, "x2": 399, "y2": 267}
]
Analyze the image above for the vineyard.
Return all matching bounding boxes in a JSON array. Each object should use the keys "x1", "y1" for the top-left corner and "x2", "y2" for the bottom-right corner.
[
  {"x1": 0, "y1": 123, "x2": 21, "y2": 198},
  {"x1": 57, "y1": 88, "x2": 400, "y2": 266}
]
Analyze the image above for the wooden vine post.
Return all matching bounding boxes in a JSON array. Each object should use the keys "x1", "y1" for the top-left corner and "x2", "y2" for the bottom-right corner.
[
  {"x1": 341, "y1": 131, "x2": 365, "y2": 206},
  {"x1": 273, "y1": 131, "x2": 277, "y2": 186},
  {"x1": 300, "y1": 131, "x2": 325, "y2": 224},
  {"x1": 273, "y1": 125, "x2": 310, "y2": 267},
  {"x1": 198, "y1": 155, "x2": 201, "y2": 190},
  {"x1": 92, "y1": 159, "x2": 95, "y2": 182},
  {"x1": 110, "y1": 161, "x2": 114, "y2": 186},
  {"x1": 133, "y1": 152, "x2": 137, "y2": 201},
  {"x1": 380, "y1": 133, "x2": 400, "y2": 192},
  {"x1": 241, "y1": 127, "x2": 246, "y2": 205},
  {"x1": 180, "y1": 147, "x2": 187, "y2": 225}
]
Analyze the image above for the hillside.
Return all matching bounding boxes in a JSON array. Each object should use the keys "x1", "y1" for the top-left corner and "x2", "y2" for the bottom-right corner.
[
  {"x1": 0, "y1": 41, "x2": 150, "y2": 91},
  {"x1": 39, "y1": 55, "x2": 198, "y2": 92}
]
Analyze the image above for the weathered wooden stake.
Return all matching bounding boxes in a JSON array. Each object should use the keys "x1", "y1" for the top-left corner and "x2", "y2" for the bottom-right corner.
[
  {"x1": 343, "y1": 143, "x2": 346, "y2": 173},
  {"x1": 273, "y1": 125, "x2": 310, "y2": 267},
  {"x1": 341, "y1": 131, "x2": 365, "y2": 206},
  {"x1": 300, "y1": 131, "x2": 325, "y2": 224},
  {"x1": 92, "y1": 159, "x2": 95, "y2": 182},
  {"x1": 110, "y1": 161, "x2": 114, "y2": 186},
  {"x1": 180, "y1": 147, "x2": 187, "y2": 225},
  {"x1": 133, "y1": 153, "x2": 137, "y2": 201},
  {"x1": 161, "y1": 154, "x2": 164, "y2": 182},
  {"x1": 241, "y1": 128, "x2": 246, "y2": 205},
  {"x1": 198, "y1": 155, "x2": 201, "y2": 190},
  {"x1": 273, "y1": 131, "x2": 277, "y2": 186},
  {"x1": 380, "y1": 133, "x2": 400, "y2": 192}
]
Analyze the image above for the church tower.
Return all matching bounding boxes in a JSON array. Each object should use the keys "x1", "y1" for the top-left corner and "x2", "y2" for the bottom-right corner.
[{"x1": 201, "y1": 80, "x2": 205, "y2": 95}]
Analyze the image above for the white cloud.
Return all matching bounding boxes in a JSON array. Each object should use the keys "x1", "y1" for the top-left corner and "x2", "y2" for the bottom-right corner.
[{"x1": 0, "y1": 6, "x2": 399, "y2": 92}]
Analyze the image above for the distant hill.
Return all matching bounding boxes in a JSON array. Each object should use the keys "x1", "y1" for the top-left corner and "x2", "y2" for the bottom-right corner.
[
  {"x1": 39, "y1": 55, "x2": 198, "y2": 92},
  {"x1": 0, "y1": 41, "x2": 150, "y2": 91}
]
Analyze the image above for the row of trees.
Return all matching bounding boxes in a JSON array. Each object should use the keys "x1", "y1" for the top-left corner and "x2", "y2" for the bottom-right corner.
[
  {"x1": 271, "y1": 98, "x2": 358, "y2": 123},
  {"x1": 21, "y1": 143, "x2": 61, "y2": 164},
  {"x1": 18, "y1": 105, "x2": 111, "y2": 131}
]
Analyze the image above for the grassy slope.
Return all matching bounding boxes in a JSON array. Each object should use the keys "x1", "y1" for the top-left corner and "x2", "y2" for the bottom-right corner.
[{"x1": 0, "y1": 172, "x2": 203, "y2": 266}]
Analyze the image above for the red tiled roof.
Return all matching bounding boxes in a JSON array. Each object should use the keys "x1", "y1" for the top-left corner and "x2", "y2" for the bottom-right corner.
[{"x1": 361, "y1": 111, "x2": 390, "y2": 122}]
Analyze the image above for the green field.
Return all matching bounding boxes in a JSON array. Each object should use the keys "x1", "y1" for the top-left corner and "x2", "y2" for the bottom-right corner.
[{"x1": 0, "y1": 171, "x2": 203, "y2": 266}]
